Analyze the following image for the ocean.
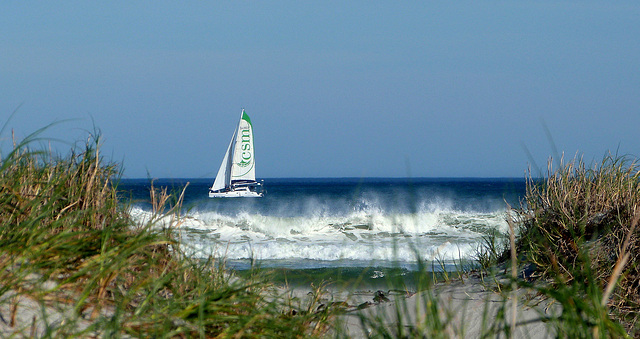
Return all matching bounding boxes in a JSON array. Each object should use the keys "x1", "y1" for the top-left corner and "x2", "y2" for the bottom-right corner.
[{"x1": 119, "y1": 177, "x2": 526, "y2": 277}]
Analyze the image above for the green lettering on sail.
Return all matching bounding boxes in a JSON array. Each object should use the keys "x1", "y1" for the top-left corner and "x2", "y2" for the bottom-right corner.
[
  {"x1": 233, "y1": 110, "x2": 255, "y2": 176},
  {"x1": 238, "y1": 128, "x2": 252, "y2": 168}
]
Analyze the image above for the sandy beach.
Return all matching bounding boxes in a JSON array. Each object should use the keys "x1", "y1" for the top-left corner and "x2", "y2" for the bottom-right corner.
[
  {"x1": 340, "y1": 280, "x2": 557, "y2": 338},
  {"x1": 281, "y1": 273, "x2": 558, "y2": 338},
  {"x1": 2, "y1": 272, "x2": 557, "y2": 338}
]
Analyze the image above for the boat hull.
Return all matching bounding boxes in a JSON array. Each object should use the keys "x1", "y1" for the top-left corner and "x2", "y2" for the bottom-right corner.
[{"x1": 208, "y1": 190, "x2": 263, "y2": 198}]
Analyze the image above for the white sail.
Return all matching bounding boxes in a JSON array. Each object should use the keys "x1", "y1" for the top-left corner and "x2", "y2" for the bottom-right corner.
[
  {"x1": 210, "y1": 126, "x2": 237, "y2": 192},
  {"x1": 230, "y1": 110, "x2": 256, "y2": 182}
]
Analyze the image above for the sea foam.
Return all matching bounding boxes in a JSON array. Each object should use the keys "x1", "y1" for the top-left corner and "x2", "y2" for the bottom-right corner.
[
  {"x1": 129, "y1": 200, "x2": 509, "y2": 265},
  {"x1": 122, "y1": 177, "x2": 523, "y2": 269}
]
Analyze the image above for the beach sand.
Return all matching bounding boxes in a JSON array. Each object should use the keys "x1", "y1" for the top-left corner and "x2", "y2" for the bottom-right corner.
[
  {"x1": 0, "y1": 277, "x2": 96, "y2": 337},
  {"x1": 288, "y1": 274, "x2": 559, "y2": 338},
  {"x1": 2, "y1": 273, "x2": 558, "y2": 338}
]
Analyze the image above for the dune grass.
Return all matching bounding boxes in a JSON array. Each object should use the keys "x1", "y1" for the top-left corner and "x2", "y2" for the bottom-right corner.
[
  {"x1": 510, "y1": 154, "x2": 639, "y2": 336},
  {"x1": 0, "y1": 130, "x2": 336, "y2": 337}
]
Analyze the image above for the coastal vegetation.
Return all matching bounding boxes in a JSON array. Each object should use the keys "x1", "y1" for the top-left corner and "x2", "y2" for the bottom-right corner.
[
  {"x1": 511, "y1": 154, "x2": 640, "y2": 337},
  {"x1": 1, "y1": 124, "x2": 639, "y2": 337},
  {"x1": 0, "y1": 129, "x2": 335, "y2": 337}
]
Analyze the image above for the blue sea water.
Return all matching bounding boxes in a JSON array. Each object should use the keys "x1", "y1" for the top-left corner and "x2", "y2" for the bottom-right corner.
[{"x1": 119, "y1": 178, "x2": 526, "y2": 272}]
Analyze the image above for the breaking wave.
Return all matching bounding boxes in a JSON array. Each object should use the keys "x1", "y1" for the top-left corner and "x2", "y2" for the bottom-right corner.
[
  {"x1": 122, "y1": 177, "x2": 524, "y2": 269},
  {"x1": 129, "y1": 198, "x2": 510, "y2": 267}
]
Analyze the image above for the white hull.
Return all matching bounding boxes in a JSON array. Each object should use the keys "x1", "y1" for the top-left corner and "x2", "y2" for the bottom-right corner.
[{"x1": 208, "y1": 190, "x2": 263, "y2": 198}]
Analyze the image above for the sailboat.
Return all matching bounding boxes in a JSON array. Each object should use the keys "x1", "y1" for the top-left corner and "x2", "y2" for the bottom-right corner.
[{"x1": 209, "y1": 109, "x2": 264, "y2": 198}]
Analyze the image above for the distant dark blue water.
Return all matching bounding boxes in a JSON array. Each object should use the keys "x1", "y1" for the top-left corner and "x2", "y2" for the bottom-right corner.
[{"x1": 119, "y1": 178, "x2": 526, "y2": 270}]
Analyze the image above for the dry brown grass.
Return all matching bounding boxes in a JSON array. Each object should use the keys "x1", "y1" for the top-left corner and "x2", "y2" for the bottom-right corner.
[{"x1": 513, "y1": 154, "x2": 640, "y2": 335}]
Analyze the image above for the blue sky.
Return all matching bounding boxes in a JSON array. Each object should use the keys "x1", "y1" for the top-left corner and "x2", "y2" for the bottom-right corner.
[{"x1": 2, "y1": 1, "x2": 639, "y2": 178}]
